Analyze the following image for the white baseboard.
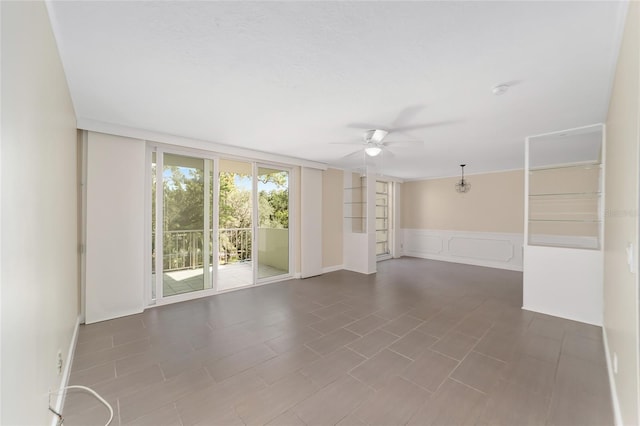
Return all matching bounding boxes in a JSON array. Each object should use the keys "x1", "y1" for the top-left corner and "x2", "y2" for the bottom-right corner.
[
  {"x1": 343, "y1": 266, "x2": 376, "y2": 275},
  {"x1": 602, "y1": 327, "x2": 623, "y2": 426},
  {"x1": 50, "y1": 315, "x2": 81, "y2": 426},
  {"x1": 86, "y1": 307, "x2": 144, "y2": 325},
  {"x1": 521, "y1": 306, "x2": 601, "y2": 326},
  {"x1": 403, "y1": 251, "x2": 524, "y2": 272},
  {"x1": 322, "y1": 264, "x2": 344, "y2": 274},
  {"x1": 401, "y1": 229, "x2": 523, "y2": 272}
]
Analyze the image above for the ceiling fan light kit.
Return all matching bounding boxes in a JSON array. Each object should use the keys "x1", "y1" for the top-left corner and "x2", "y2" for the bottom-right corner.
[
  {"x1": 455, "y1": 164, "x2": 471, "y2": 193},
  {"x1": 364, "y1": 145, "x2": 382, "y2": 157}
]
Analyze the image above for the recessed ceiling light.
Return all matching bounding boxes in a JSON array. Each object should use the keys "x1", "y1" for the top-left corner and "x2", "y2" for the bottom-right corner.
[{"x1": 492, "y1": 84, "x2": 510, "y2": 96}]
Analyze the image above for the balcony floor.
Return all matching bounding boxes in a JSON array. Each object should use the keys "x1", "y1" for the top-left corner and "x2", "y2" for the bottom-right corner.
[{"x1": 161, "y1": 262, "x2": 288, "y2": 296}]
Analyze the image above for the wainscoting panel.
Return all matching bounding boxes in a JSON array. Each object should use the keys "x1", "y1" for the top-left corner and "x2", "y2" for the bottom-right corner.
[
  {"x1": 401, "y1": 229, "x2": 524, "y2": 271},
  {"x1": 405, "y1": 233, "x2": 443, "y2": 255}
]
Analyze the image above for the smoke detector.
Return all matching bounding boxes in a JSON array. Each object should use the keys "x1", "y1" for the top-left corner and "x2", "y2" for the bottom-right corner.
[{"x1": 492, "y1": 84, "x2": 510, "y2": 96}]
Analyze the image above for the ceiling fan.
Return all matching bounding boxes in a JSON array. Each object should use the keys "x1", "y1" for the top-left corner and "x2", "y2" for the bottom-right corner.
[
  {"x1": 362, "y1": 129, "x2": 388, "y2": 157},
  {"x1": 332, "y1": 128, "x2": 421, "y2": 159},
  {"x1": 334, "y1": 105, "x2": 459, "y2": 160}
]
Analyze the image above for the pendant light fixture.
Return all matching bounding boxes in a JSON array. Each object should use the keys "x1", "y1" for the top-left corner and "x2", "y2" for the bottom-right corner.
[{"x1": 455, "y1": 164, "x2": 471, "y2": 193}]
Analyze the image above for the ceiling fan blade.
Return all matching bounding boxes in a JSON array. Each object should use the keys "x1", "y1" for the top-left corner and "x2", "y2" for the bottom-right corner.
[
  {"x1": 500, "y1": 79, "x2": 523, "y2": 87},
  {"x1": 383, "y1": 140, "x2": 423, "y2": 146},
  {"x1": 371, "y1": 129, "x2": 389, "y2": 143},
  {"x1": 391, "y1": 105, "x2": 426, "y2": 128},
  {"x1": 341, "y1": 149, "x2": 364, "y2": 160},
  {"x1": 390, "y1": 119, "x2": 459, "y2": 133},
  {"x1": 346, "y1": 122, "x2": 384, "y2": 130},
  {"x1": 381, "y1": 149, "x2": 396, "y2": 159}
]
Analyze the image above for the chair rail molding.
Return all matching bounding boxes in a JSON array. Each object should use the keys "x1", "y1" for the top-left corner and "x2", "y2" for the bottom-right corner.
[{"x1": 401, "y1": 229, "x2": 523, "y2": 271}]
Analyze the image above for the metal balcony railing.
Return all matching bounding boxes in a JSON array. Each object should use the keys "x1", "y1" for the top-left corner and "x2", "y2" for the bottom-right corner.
[
  {"x1": 218, "y1": 227, "x2": 252, "y2": 265},
  {"x1": 153, "y1": 228, "x2": 252, "y2": 272}
]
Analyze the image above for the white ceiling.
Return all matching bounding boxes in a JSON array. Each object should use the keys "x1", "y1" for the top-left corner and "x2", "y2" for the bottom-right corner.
[{"x1": 47, "y1": 1, "x2": 627, "y2": 179}]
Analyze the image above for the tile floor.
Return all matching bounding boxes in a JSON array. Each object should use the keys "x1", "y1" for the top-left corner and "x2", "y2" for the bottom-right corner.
[{"x1": 64, "y1": 258, "x2": 613, "y2": 426}]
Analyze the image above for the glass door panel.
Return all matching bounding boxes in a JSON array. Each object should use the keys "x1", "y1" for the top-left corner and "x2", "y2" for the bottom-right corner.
[
  {"x1": 257, "y1": 167, "x2": 289, "y2": 279},
  {"x1": 161, "y1": 153, "x2": 213, "y2": 297},
  {"x1": 218, "y1": 159, "x2": 253, "y2": 291}
]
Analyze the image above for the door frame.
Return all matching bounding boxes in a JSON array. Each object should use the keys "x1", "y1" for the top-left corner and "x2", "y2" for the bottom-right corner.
[
  {"x1": 256, "y1": 163, "x2": 295, "y2": 284},
  {"x1": 376, "y1": 179, "x2": 394, "y2": 261},
  {"x1": 147, "y1": 144, "x2": 219, "y2": 307},
  {"x1": 145, "y1": 143, "x2": 296, "y2": 308}
]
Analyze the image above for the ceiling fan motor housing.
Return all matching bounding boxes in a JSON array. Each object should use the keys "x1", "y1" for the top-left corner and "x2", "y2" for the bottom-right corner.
[{"x1": 364, "y1": 129, "x2": 389, "y2": 143}]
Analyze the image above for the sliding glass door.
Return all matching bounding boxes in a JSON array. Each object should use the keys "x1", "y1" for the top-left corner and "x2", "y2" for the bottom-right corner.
[
  {"x1": 159, "y1": 153, "x2": 213, "y2": 297},
  {"x1": 217, "y1": 159, "x2": 253, "y2": 291},
  {"x1": 257, "y1": 166, "x2": 290, "y2": 280},
  {"x1": 150, "y1": 149, "x2": 292, "y2": 304}
]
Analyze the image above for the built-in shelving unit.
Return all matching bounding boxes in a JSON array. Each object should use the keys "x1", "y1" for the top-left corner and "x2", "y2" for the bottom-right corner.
[
  {"x1": 343, "y1": 169, "x2": 377, "y2": 274},
  {"x1": 527, "y1": 161, "x2": 602, "y2": 250},
  {"x1": 342, "y1": 169, "x2": 399, "y2": 274},
  {"x1": 523, "y1": 123, "x2": 605, "y2": 325},
  {"x1": 344, "y1": 181, "x2": 367, "y2": 233}
]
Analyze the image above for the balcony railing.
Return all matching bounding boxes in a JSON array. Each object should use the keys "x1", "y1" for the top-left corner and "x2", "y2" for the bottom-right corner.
[
  {"x1": 218, "y1": 228, "x2": 252, "y2": 265},
  {"x1": 153, "y1": 228, "x2": 252, "y2": 272}
]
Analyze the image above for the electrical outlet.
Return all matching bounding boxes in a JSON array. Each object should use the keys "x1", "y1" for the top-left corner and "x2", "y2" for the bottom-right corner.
[
  {"x1": 56, "y1": 350, "x2": 63, "y2": 375},
  {"x1": 626, "y1": 243, "x2": 636, "y2": 273},
  {"x1": 613, "y1": 352, "x2": 618, "y2": 374}
]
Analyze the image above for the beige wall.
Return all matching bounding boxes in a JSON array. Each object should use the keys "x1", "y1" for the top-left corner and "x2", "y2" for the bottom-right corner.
[
  {"x1": 1, "y1": 1, "x2": 79, "y2": 424},
  {"x1": 604, "y1": 2, "x2": 640, "y2": 424},
  {"x1": 530, "y1": 164, "x2": 600, "y2": 194},
  {"x1": 529, "y1": 165, "x2": 601, "y2": 238},
  {"x1": 401, "y1": 170, "x2": 524, "y2": 233},
  {"x1": 322, "y1": 168, "x2": 344, "y2": 268}
]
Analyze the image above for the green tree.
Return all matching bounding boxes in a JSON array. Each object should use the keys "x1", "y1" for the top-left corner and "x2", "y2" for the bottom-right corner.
[
  {"x1": 259, "y1": 189, "x2": 288, "y2": 228},
  {"x1": 155, "y1": 163, "x2": 290, "y2": 266},
  {"x1": 258, "y1": 171, "x2": 288, "y2": 228}
]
